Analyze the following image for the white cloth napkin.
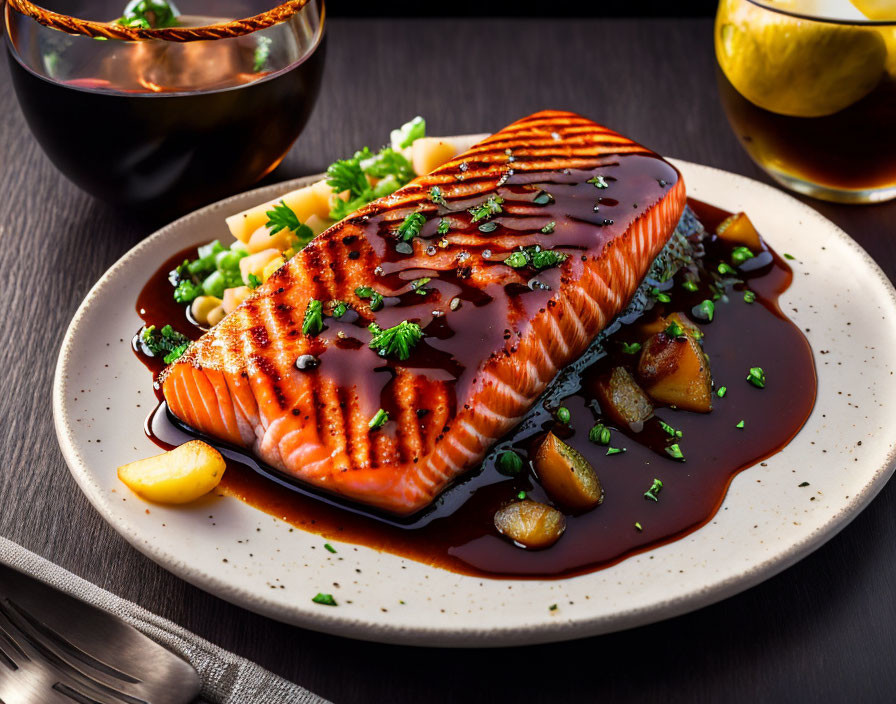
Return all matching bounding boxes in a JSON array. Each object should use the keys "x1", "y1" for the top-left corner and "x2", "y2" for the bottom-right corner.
[{"x1": 0, "y1": 536, "x2": 329, "y2": 704}]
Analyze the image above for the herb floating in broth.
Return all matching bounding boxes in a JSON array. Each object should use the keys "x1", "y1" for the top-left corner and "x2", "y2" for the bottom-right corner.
[{"x1": 116, "y1": 0, "x2": 180, "y2": 29}]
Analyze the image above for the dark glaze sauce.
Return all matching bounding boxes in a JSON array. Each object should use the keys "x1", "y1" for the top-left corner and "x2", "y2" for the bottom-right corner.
[{"x1": 135, "y1": 197, "x2": 816, "y2": 579}]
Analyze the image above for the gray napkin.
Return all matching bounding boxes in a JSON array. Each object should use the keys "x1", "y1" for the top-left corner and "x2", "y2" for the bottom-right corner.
[{"x1": 0, "y1": 536, "x2": 329, "y2": 704}]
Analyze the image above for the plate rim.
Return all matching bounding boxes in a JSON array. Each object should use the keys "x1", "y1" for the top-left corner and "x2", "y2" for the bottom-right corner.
[{"x1": 53, "y1": 156, "x2": 896, "y2": 646}]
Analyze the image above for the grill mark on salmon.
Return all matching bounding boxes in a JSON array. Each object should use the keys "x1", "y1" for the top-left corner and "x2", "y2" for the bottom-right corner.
[{"x1": 161, "y1": 110, "x2": 686, "y2": 514}]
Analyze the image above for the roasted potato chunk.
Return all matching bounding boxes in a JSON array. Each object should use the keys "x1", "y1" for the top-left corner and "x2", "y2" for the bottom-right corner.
[
  {"x1": 494, "y1": 500, "x2": 566, "y2": 549},
  {"x1": 638, "y1": 313, "x2": 713, "y2": 413},
  {"x1": 117, "y1": 440, "x2": 225, "y2": 504},
  {"x1": 534, "y1": 433, "x2": 603, "y2": 511},
  {"x1": 717, "y1": 212, "x2": 761, "y2": 251},
  {"x1": 593, "y1": 366, "x2": 654, "y2": 427}
]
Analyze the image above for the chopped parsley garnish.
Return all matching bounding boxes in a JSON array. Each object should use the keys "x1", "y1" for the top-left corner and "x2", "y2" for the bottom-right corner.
[
  {"x1": 664, "y1": 321, "x2": 685, "y2": 339},
  {"x1": 589, "y1": 424, "x2": 611, "y2": 445},
  {"x1": 798, "y1": 481, "x2": 810, "y2": 487},
  {"x1": 717, "y1": 262, "x2": 737, "y2": 276},
  {"x1": 731, "y1": 246, "x2": 755, "y2": 266},
  {"x1": 428, "y1": 186, "x2": 448, "y2": 207},
  {"x1": 368, "y1": 320, "x2": 423, "y2": 360},
  {"x1": 331, "y1": 300, "x2": 348, "y2": 318},
  {"x1": 549, "y1": 604, "x2": 558, "y2": 611},
  {"x1": 140, "y1": 325, "x2": 190, "y2": 364},
  {"x1": 355, "y1": 285, "x2": 384, "y2": 311},
  {"x1": 517, "y1": 490, "x2": 528, "y2": 500},
  {"x1": 311, "y1": 593, "x2": 337, "y2": 606},
  {"x1": 173, "y1": 279, "x2": 202, "y2": 303},
  {"x1": 324, "y1": 543, "x2": 337, "y2": 554},
  {"x1": 743, "y1": 290, "x2": 756, "y2": 304},
  {"x1": 504, "y1": 245, "x2": 568, "y2": 271},
  {"x1": 265, "y1": 201, "x2": 313, "y2": 247},
  {"x1": 665, "y1": 443, "x2": 685, "y2": 460},
  {"x1": 635, "y1": 522, "x2": 643, "y2": 532},
  {"x1": 247, "y1": 273, "x2": 262, "y2": 290},
  {"x1": 116, "y1": 0, "x2": 179, "y2": 28},
  {"x1": 682, "y1": 280, "x2": 699, "y2": 292},
  {"x1": 621, "y1": 341, "x2": 642, "y2": 355},
  {"x1": 746, "y1": 366, "x2": 766, "y2": 388},
  {"x1": 469, "y1": 196, "x2": 504, "y2": 223},
  {"x1": 606, "y1": 447, "x2": 625, "y2": 456},
  {"x1": 587, "y1": 175, "x2": 609, "y2": 189},
  {"x1": 541, "y1": 221, "x2": 556, "y2": 234},
  {"x1": 326, "y1": 155, "x2": 370, "y2": 199},
  {"x1": 437, "y1": 218, "x2": 450, "y2": 235},
  {"x1": 644, "y1": 478, "x2": 663, "y2": 501},
  {"x1": 736, "y1": 420, "x2": 745, "y2": 429},
  {"x1": 368, "y1": 408, "x2": 389, "y2": 430},
  {"x1": 411, "y1": 278, "x2": 431, "y2": 295},
  {"x1": 717, "y1": 386, "x2": 727, "y2": 398},
  {"x1": 533, "y1": 190, "x2": 554, "y2": 205},
  {"x1": 783, "y1": 252, "x2": 796, "y2": 260},
  {"x1": 395, "y1": 212, "x2": 426, "y2": 241},
  {"x1": 497, "y1": 451, "x2": 524, "y2": 477},
  {"x1": 693, "y1": 299, "x2": 714, "y2": 322},
  {"x1": 302, "y1": 299, "x2": 324, "y2": 336},
  {"x1": 651, "y1": 287, "x2": 672, "y2": 303},
  {"x1": 556, "y1": 407, "x2": 571, "y2": 424},
  {"x1": 659, "y1": 420, "x2": 682, "y2": 438}
]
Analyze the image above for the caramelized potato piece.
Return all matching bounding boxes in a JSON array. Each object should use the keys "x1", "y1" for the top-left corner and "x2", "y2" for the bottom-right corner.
[
  {"x1": 593, "y1": 366, "x2": 654, "y2": 427},
  {"x1": 534, "y1": 433, "x2": 603, "y2": 511},
  {"x1": 716, "y1": 212, "x2": 761, "y2": 251},
  {"x1": 638, "y1": 313, "x2": 713, "y2": 413},
  {"x1": 494, "y1": 500, "x2": 566, "y2": 549},
  {"x1": 117, "y1": 440, "x2": 225, "y2": 504}
]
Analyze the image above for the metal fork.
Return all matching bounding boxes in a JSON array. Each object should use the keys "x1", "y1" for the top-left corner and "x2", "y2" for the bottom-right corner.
[{"x1": 0, "y1": 563, "x2": 200, "y2": 704}]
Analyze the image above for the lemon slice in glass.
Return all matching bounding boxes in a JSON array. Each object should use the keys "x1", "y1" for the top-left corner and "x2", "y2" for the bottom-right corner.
[{"x1": 716, "y1": 0, "x2": 887, "y2": 117}]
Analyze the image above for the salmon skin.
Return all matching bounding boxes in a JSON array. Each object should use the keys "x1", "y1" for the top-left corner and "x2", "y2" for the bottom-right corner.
[{"x1": 162, "y1": 110, "x2": 687, "y2": 515}]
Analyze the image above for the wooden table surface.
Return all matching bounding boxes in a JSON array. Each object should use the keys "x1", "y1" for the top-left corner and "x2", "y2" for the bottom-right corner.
[{"x1": 2, "y1": 17, "x2": 895, "y2": 703}]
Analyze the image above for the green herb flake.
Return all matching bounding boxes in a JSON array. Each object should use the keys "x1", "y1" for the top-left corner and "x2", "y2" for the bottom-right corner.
[
  {"x1": 174, "y1": 279, "x2": 203, "y2": 303},
  {"x1": 247, "y1": 273, "x2": 262, "y2": 290},
  {"x1": 355, "y1": 285, "x2": 384, "y2": 312},
  {"x1": 556, "y1": 407, "x2": 571, "y2": 424},
  {"x1": 541, "y1": 221, "x2": 556, "y2": 234},
  {"x1": 368, "y1": 321, "x2": 423, "y2": 360},
  {"x1": 746, "y1": 366, "x2": 766, "y2": 388},
  {"x1": 497, "y1": 451, "x2": 524, "y2": 477},
  {"x1": 587, "y1": 175, "x2": 609, "y2": 189},
  {"x1": 644, "y1": 478, "x2": 663, "y2": 501},
  {"x1": 717, "y1": 262, "x2": 737, "y2": 276},
  {"x1": 469, "y1": 196, "x2": 504, "y2": 223},
  {"x1": 659, "y1": 420, "x2": 682, "y2": 438},
  {"x1": 621, "y1": 341, "x2": 642, "y2": 355},
  {"x1": 140, "y1": 324, "x2": 191, "y2": 364},
  {"x1": 682, "y1": 280, "x2": 699, "y2": 292},
  {"x1": 428, "y1": 186, "x2": 448, "y2": 207},
  {"x1": 717, "y1": 386, "x2": 727, "y2": 398},
  {"x1": 665, "y1": 443, "x2": 685, "y2": 461},
  {"x1": 323, "y1": 543, "x2": 337, "y2": 554},
  {"x1": 368, "y1": 408, "x2": 389, "y2": 430},
  {"x1": 411, "y1": 278, "x2": 431, "y2": 295},
  {"x1": 395, "y1": 212, "x2": 426, "y2": 241},
  {"x1": 437, "y1": 218, "x2": 450, "y2": 235},
  {"x1": 783, "y1": 253, "x2": 796, "y2": 260},
  {"x1": 530, "y1": 249, "x2": 568, "y2": 270},
  {"x1": 736, "y1": 420, "x2": 745, "y2": 429},
  {"x1": 743, "y1": 290, "x2": 756, "y2": 304},
  {"x1": 302, "y1": 299, "x2": 324, "y2": 336},
  {"x1": 517, "y1": 490, "x2": 528, "y2": 500},
  {"x1": 651, "y1": 287, "x2": 672, "y2": 303},
  {"x1": 635, "y1": 522, "x2": 643, "y2": 532},
  {"x1": 694, "y1": 299, "x2": 715, "y2": 322},
  {"x1": 312, "y1": 593, "x2": 337, "y2": 606},
  {"x1": 606, "y1": 447, "x2": 625, "y2": 456},
  {"x1": 798, "y1": 481, "x2": 810, "y2": 487},
  {"x1": 664, "y1": 321, "x2": 685, "y2": 339},
  {"x1": 549, "y1": 603, "x2": 558, "y2": 611},
  {"x1": 731, "y1": 246, "x2": 755, "y2": 266},
  {"x1": 504, "y1": 251, "x2": 529, "y2": 268},
  {"x1": 116, "y1": 0, "x2": 180, "y2": 28},
  {"x1": 265, "y1": 201, "x2": 313, "y2": 246},
  {"x1": 331, "y1": 300, "x2": 348, "y2": 318}
]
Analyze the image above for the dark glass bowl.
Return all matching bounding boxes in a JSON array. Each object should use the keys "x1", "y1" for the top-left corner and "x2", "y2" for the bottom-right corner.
[{"x1": 5, "y1": 0, "x2": 326, "y2": 217}]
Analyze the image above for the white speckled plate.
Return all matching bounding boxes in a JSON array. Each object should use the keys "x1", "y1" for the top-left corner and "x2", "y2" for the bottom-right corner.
[{"x1": 54, "y1": 146, "x2": 896, "y2": 646}]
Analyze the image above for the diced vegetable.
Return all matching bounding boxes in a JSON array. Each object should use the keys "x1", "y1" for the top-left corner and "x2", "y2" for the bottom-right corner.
[
  {"x1": 117, "y1": 440, "x2": 225, "y2": 504},
  {"x1": 246, "y1": 224, "x2": 296, "y2": 255},
  {"x1": 534, "y1": 433, "x2": 603, "y2": 511},
  {"x1": 190, "y1": 295, "x2": 222, "y2": 326},
  {"x1": 206, "y1": 305, "x2": 226, "y2": 327},
  {"x1": 262, "y1": 257, "x2": 284, "y2": 283},
  {"x1": 411, "y1": 137, "x2": 458, "y2": 177},
  {"x1": 140, "y1": 324, "x2": 190, "y2": 364},
  {"x1": 225, "y1": 184, "x2": 330, "y2": 243},
  {"x1": 239, "y1": 248, "x2": 281, "y2": 286},
  {"x1": 201, "y1": 270, "x2": 227, "y2": 298},
  {"x1": 304, "y1": 214, "x2": 331, "y2": 237},
  {"x1": 494, "y1": 500, "x2": 566, "y2": 549},
  {"x1": 593, "y1": 366, "x2": 654, "y2": 427},
  {"x1": 716, "y1": 212, "x2": 762, "y2": 251},
  {"x1": 637, "y1": 313, "x2": 713, "y2": 413},
  {"x1": 222, "y1": 286, "x2": 251, "y2": 314}
]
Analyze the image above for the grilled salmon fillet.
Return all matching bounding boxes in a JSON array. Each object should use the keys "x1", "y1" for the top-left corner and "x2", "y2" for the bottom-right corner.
[{"x1": 162, "y1": 110, "x2": 686, "y2": 515}]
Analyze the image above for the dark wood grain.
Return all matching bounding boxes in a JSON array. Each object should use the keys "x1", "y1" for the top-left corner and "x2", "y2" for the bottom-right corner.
[{"x1": 2, "y1": 17, "x2": 895, "y2": 704}]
